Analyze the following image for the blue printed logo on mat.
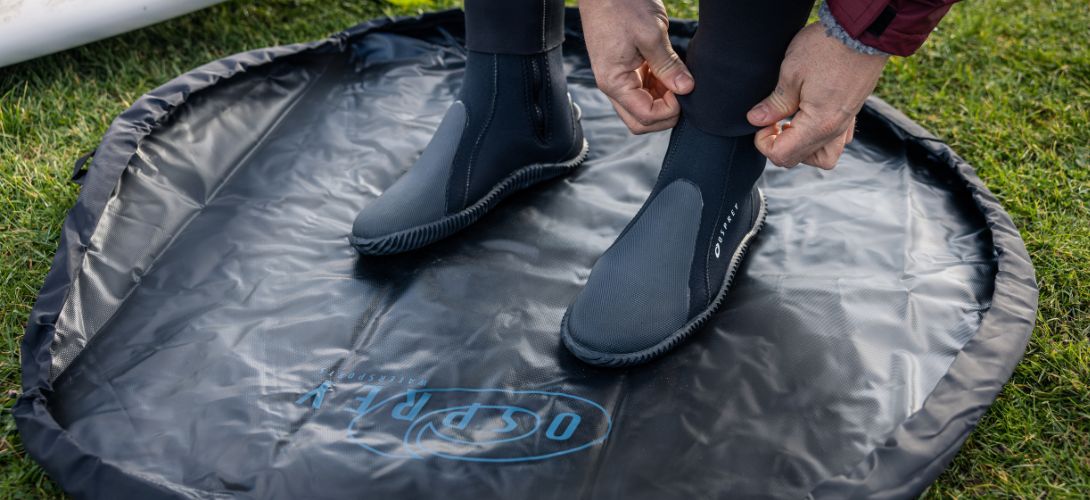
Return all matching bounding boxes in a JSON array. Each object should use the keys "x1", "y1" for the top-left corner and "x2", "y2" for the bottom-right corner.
[
  {"x1": 299, "y1": 383, "x2": 612, "y2": 463},
  {"x1": 347, "y1": 387, "x2": 611, "y2": 463}
]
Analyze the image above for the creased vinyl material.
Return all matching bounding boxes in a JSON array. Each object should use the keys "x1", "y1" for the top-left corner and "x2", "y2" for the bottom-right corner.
[{"x1": 16, "y1": 9, "x2": 1037, "y2": 499}]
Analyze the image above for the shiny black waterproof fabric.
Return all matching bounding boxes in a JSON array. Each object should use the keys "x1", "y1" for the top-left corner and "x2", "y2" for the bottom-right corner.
[{"x1": 17, "y1": 10, "x2": 1038, "y2": 499}]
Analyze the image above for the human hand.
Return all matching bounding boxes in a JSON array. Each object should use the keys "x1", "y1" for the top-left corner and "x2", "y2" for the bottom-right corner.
[
  {"x1": 747, "y1": 23, "x2": 889, "y2": 169},
  {"x1": 580, "y1": 0, "x2": 693, "y2": 134}
]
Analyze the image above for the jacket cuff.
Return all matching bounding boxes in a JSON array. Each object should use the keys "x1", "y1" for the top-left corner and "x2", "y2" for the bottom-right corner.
[
  {"x1": 818, "y1": 2, "x2": 890, "y2": 57},
  {"x1": 826, "y1": 0, "x2": 957, "y2": 56}
]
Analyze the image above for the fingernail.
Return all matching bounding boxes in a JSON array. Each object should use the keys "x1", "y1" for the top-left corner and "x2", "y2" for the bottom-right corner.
[
  {"x1": 674, "y1": 73, "x2": 694, "y2": 93},
  {"x1": 748, "y1": 104, "x2": 767, "y2": 123}
]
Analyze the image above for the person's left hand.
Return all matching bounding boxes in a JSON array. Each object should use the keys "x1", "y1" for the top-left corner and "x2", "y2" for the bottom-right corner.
[{"x1": 746, "y1": 23, "x2": 889, "y2": 170}]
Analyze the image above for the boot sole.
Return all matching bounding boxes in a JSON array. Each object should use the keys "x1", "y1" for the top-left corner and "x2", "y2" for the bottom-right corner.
[
  {"x1": 561, "y1": 188, "x2": 768, "y2": 367},
  {"x1": 350, "y1": 139, "x2": 590, "y2": 255}
]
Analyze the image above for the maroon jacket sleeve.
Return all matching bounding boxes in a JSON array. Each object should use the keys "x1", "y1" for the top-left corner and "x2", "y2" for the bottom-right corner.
[{"x1": 826, "y1": 0, "x2": 961, "y2": 56}]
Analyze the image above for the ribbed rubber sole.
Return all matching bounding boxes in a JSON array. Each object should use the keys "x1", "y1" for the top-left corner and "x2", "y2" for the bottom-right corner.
[
  {"x1": 350, "y1": 139, "x2": 589, "y2": 255},
  {"x1": 561, "y1": 188, "x2": 768, "y2": 367}
]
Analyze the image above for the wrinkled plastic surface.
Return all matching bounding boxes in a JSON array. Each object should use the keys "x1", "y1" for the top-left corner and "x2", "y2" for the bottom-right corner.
[{"x1": 18, "y1": 10, "x2": 1038, "y2": 500}]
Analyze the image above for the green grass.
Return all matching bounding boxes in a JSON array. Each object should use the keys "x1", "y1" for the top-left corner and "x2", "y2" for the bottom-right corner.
[{"x1": 1, "y1": 0, "x2": 1086, "y2": 497}]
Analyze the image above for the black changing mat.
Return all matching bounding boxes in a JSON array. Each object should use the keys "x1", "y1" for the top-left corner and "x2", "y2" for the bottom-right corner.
[{"x1": 17, "y1": 10, "x2": 1038, "y2": 499}]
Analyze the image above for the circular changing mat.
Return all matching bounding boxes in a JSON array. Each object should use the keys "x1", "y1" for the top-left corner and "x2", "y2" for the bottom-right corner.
[{"x1": 17, "y1": 9, "x2": 1037, "y2": 499}]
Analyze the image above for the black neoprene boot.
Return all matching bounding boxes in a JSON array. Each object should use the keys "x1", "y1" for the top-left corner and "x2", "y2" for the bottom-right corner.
[
  {"x1": 561, "y1": 117, "x2": 768, "y2": 367},
  {"x1": 350, "y1": 44, "x2": 587, "y2": 255}
]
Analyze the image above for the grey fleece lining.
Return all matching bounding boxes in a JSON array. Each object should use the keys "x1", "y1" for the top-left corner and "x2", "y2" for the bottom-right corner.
[{"x1": 819, "y1": 1, "x2": 892, "y2": 57}]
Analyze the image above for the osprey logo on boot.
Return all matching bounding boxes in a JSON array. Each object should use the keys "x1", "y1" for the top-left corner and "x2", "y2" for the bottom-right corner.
[{"x1": 713, "y1": 202, "x2": 740, "y2": 259}]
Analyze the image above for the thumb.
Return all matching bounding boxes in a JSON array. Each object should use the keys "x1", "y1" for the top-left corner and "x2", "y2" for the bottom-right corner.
[
  {"x1": 747, "y1": 77, "x2": 801, "y2": 127},
  {"x1": 637, "y1": 32, "x2": 694, "y2": 95},
  {"x1": 760, "y1": 110, "x2": 827, "y2": 167}
]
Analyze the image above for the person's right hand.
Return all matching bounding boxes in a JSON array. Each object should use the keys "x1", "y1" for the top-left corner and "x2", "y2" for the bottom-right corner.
[{"x1": 579, "y1": 0, "x2": 694, "y2": 134}]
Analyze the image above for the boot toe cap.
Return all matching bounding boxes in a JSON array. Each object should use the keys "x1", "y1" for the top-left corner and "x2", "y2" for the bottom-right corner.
[{"x1": 562, "y1": 179, "x2": 704, "y2": 358}]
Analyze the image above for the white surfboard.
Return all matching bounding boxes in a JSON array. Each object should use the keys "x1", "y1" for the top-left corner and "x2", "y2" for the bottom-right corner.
[{"x1": 0, "y1": 0, "x2": 227, "y2": 68}]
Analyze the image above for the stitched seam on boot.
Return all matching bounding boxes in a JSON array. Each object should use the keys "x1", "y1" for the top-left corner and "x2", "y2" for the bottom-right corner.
[
  {"x1": 605, "y1": 121, "x2": 685, "y2": 249},
  {"x1": 541, "y1": 0, "x2": 547, "y2": 52},
  {"x1": 443, "y1": 100, "x2": 471, "y2": 216},
  {"x1": 544, "y1": 54, "x2": 553, "y2": 143},
  {"x1": 465, "y1": 54, "x2": 498, "y2": 209}
]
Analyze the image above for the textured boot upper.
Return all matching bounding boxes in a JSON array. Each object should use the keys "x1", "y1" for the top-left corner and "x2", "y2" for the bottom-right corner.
[
  {"x1": 352, "y1": 101, "x2": 466, "y2": 239},
  {"x1": 569, "y1": 180, "x2": 703, "y2": 353}
]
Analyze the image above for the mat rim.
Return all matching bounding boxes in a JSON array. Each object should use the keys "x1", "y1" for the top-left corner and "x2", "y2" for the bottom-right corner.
[{"x1": 15, "y1": 8, "x2": 1038, "y2": 499}]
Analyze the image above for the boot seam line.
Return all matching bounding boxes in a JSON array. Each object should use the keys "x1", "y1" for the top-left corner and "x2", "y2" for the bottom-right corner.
[
  {"x1": 544, "y1": 53, "x2": 553, "y2": 143},
  {"x1": 465, "y1": 54, "x2": 498, "y2": 209},
  {"x1": 540, "y1": 0, "x2": 547, "y2": 52}
]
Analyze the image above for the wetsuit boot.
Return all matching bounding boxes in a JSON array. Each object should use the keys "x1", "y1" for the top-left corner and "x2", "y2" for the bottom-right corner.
[
  {"x1": 562, "y1": 117, "x2": 767, "y2": 367},
  {"x1": 351, "y1": 44, "x2": 587, "y2": 255}
]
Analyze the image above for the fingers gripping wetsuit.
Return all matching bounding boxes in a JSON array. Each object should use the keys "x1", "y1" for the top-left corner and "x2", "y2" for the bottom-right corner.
[{"x1": 463, "y1": 0, "x2": 960, "y2": 137}]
